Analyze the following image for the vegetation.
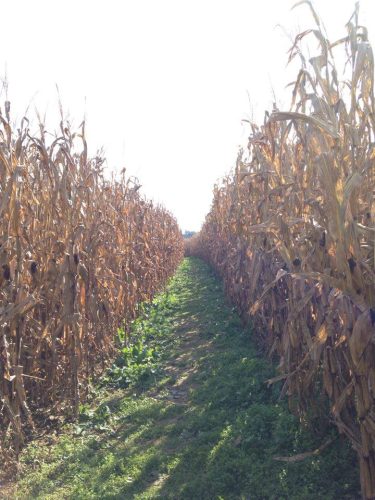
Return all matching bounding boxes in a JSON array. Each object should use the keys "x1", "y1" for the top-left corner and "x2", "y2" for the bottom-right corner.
[
  {"x1": 14, "y1": 258, "x2": 360, "y2": 499},
  {"x1": 1, "y1": 4, "x2": 373, "y2": 498},
  {"x1": 0, "y1": 104, "x2": 183, "y2": 470},
  {"x1": 182, "y1": 230, "x2": 196, "y2": 239},
  {"x1": 191, "y1": 4, "x2": 375, "y2": 498}
]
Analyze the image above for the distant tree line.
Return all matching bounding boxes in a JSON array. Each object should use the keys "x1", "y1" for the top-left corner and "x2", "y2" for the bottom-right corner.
[{"x1": 183, "y1": 230, "x2": 196, "y2": 239}]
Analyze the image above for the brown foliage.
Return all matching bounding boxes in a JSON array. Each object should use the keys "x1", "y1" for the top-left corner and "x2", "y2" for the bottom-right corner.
[
  {"x1": 0, "y1": 106, "x2": 183, "y2": 467},
  {"x1": 195, "y1": 6, "x2": 375, "y2": 499},
  {"x1": 184, "y1": 234, "x2": 201, "y2": 257}
]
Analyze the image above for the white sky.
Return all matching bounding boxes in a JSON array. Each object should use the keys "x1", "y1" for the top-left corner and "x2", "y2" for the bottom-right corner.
[{"x1": 1, "y1": 0, "x2": 375, "y2": 231}]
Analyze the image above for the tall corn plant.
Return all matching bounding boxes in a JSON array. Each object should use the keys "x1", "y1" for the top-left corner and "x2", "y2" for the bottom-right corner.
[
  {"x1": 197, "y1": 4, "x2": 375, "y2": 498},
  {"x1": 0, "y1": 105, "x2": 183, "y2": 469}
]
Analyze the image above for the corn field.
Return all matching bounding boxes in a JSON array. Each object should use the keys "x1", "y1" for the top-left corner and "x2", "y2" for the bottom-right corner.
[
  {"x1": 193, "y1": 5, "x2": 375, "y2": 499},
  {"x1": 0, "y1": 105, "x2": 183, "y2": 467}
]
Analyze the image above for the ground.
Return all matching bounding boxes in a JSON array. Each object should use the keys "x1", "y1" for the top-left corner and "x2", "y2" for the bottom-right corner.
[{"x1": 7, "y1": 258, "x2": 359, "y2": 499}]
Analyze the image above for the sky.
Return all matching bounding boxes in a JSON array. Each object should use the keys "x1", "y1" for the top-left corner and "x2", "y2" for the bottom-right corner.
[{"x1": 1, "y1": 0, "x2": 375, "y2": 231}]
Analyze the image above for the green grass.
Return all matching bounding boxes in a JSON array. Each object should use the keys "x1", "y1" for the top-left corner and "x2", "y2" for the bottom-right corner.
[{"x1": 14, "y1": 258, "x2": 360, "y2": 499}]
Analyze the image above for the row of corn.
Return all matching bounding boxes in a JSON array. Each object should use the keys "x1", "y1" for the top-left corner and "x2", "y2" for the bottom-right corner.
[
  {"x1": 0, "y1": 107, "x2": 183, "y2": 468},
  {"x1": 191, "y1": 6, "x2": 375, "y2": 498}
]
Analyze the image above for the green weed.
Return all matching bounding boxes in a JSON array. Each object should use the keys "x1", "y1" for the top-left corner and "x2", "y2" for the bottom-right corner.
[{"x1": 14, "y1": 258, "x2": 360, "y2": 500}]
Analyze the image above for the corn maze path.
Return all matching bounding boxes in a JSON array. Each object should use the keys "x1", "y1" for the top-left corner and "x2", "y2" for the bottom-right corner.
[{"x1": 12, "y1": 258, "x2": 359, "y2": 500}]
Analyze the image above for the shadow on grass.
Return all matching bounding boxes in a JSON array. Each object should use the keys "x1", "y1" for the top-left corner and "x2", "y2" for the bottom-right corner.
[{"x1": 18, "y1": 258, "x2": 360, "y2": 500}]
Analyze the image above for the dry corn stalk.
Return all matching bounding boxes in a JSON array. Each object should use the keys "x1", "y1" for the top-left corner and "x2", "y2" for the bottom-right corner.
[
  {"x1": 0, "y1": 107, "x2": 183, "y2": 469},
  {"x1": 195, "y1": 5, "x2": 375, "y2": 498}
]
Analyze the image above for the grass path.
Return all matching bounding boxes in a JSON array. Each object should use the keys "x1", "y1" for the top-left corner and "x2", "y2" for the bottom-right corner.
[{"x1": 12, "y1": 258, "x2": 359, "y2": 499}]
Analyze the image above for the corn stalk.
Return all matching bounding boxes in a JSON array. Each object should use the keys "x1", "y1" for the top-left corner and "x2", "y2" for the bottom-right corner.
[{"x1": 195, "y1": 5, "x2": 375, "y2": 498}]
